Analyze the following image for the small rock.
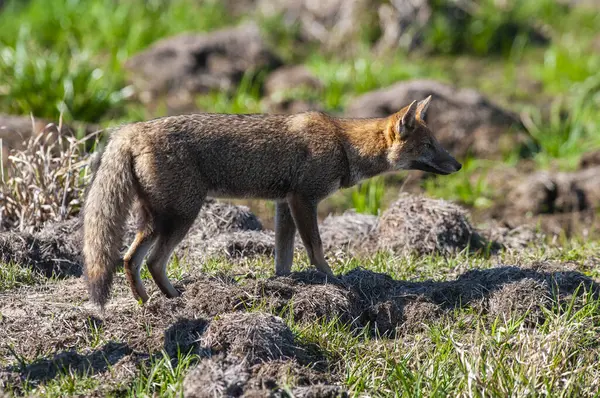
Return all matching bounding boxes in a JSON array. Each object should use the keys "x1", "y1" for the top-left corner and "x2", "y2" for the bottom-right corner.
[
  {"x1": 507, "y1": 167, "x2": 600, "y2": 215},
  {"x1": 125, "y1": 23, "x2": 281, "y2": 103}
]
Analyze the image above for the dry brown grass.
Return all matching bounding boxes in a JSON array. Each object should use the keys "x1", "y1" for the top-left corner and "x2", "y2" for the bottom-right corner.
[{"x1": 0, "y1": 128, "x2": 99, "y2": 233}]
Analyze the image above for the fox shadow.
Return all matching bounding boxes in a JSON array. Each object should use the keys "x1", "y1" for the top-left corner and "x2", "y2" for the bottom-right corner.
[
  {"x1": 4, "y1": 340, "x2": 131, "y2": 385},
  {"x1": 261, "y1": 265, "x2": 599, "y2": 335}
]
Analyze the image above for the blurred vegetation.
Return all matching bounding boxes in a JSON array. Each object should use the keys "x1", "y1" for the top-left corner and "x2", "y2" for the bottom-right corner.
[{"x1": 0, "y1": 0, "x2": 599, "y2": 213}]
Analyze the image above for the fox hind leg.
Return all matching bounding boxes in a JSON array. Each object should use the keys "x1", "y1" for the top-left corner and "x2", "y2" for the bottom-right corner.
[
  {"x1": 146, "y1": 212, "x2": 200, "y2": 298},
  {"x1": 123, "y1": 204, "x2": 156, "y2": 303},
  {"x1": 123, "y1": 231, "x2": 155, "y2": 302}
]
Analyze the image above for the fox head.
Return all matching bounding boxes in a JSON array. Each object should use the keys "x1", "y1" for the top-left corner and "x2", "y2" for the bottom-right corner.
[{"x1": 386, "y1": 96, "x2": 462, "y2": 175}]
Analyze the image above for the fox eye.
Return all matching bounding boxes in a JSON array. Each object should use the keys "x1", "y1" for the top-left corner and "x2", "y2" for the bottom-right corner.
[{"x1": 426, "y1": 142, "x2": 434, "y2": 150}]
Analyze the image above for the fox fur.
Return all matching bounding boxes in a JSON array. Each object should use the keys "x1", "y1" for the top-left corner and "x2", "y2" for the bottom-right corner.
[{"x1": 83, "y1": 97, "x2": 462, "y2": 307}]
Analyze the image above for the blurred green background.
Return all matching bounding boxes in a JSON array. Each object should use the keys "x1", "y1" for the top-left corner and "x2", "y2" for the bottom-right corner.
[{"x1": 0, "y1": 0, "x2": 598, "y2": 219}]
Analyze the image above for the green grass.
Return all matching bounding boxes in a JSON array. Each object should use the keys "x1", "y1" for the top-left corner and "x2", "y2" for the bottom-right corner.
[
  {"x1": 424, "y1": 158, "x2": 496, "y2": 209},
  {"x1": 351, "y1": 177, "x2": 386, "y2": 215},
  {"x1": 0, "y1": 30, "x2": 127, "y2": 122},
  {"x1": 523, "y1": 76, "x2": 600, "y2": 170},
  {"x1": 195, "y1": 71, "x2": 265, "y2": 114},
  {"x1": 425, "y1": 0, "x2": 561, "y2": 56},
  {"x1": 0, "y1": 0, "x2": 234, "y2": 122},
  {"x1": 126, "y1": 351, "x2": 198, "y2": 398},
  {"x1": 25, "y1": 371, "x2": 101, "y2": 397},
  {"x1": 0, "y1": 262, "x2": 43, "y2": 292},
  {"x1": 305, "y1": 53, "x2": 434, "y2": 112}
]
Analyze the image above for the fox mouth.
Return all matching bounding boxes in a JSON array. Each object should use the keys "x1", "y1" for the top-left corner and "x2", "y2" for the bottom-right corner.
[{"x1": 409, "y1": 160, "x2": 453, "y2": 175}]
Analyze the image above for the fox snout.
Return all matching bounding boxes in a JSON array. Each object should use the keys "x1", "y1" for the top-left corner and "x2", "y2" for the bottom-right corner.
[
  {"x1": 425, "y1": 151, "x2": 462, "y2": 175},
  {"x1": 409, "y1": 155, "x2": 461, "y2": 176}
]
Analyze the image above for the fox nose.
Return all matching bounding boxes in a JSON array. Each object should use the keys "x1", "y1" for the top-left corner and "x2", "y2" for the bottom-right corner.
[{"x1": 455, "y1": 162, "x2": 462, "y2": 171}]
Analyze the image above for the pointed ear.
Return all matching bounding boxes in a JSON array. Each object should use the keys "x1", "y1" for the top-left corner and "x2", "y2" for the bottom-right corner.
[
  {"x1": 417, "y1": 95, "x2": 432, "y2": 120},
  {"x1": 397, "y1": 100, "x2": 418, "y2": 139}
]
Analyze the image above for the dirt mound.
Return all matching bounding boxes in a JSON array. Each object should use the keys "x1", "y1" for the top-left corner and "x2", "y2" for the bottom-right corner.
[
  {"x1": 346, "y1": 80, "x2": 526, "y2": 159},
  {"x1": 319, "y1": 211, "x2": 377, "y2": 253},
  {"x1": 193, "y1": 199, "x2": 264, "y2": 237},
  {"x1": 182, "y1": 231, "x2": 276, "y2": 263},
  {"x1": 0, "y1": 199, "x2": 268, "y2": 277},
  {"x1": 340, "y1": 263, "x2": 598, "y2": 334},
  {"x1": 373, "y1": 194, "x2": 485, "y2": 255},
  {"x1": 507, "y1": 167, "x2": 600, "y2": 214},
  {"x1": 262, "y1": 65, "x2": 324, "y2": 114},
  {"x1": 478, "y1": 222, "x2": 542, "y2": 250},
  {"x1": 125, "y1": 22, "x2": 281, "y2": 109},
  {"x1": 183, "y1": 357, "x2": 248, "y2": 398},
  {"x1": 201, "y1": 312, "x2": 299, "y2": 365},
  {"x1": 0, "y1": 218, "x2": 82, "y2": 277},
  {"x1": 487, "y1": 278, "x2": 551, "y2": 324},
  {"x1": 579, "y1": 150, "x2": 600, "y2": 169},
  {"x1": 184, "y1": 312, "x2": 342, "y2": 397},
  {"x1": 183, "y1": 357, "x2": 344, "y2": 398},
  {"x1": 166, "y1": 200, "x2": 269, "y2": 262},
  {"x1": 245, "y1": 272, "x2": 361, "y2": 325},
  {"x1": 182, "y1": 275, "x2": 246, "y2": 316},
  {"x1": 263, "y1": 65, "x2": 323, "y2": 98}
]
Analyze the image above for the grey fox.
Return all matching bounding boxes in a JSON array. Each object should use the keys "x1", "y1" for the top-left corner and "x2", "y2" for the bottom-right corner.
[{"x1": 83, "y1": 96, "x2": 461, "y2": 306}]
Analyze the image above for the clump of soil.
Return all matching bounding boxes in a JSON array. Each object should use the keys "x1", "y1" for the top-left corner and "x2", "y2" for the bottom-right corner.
[
  {"x1": 579, "y1": 150, "x2": 600, "y2": 169},
  {"x1": 181, "y1": 231, "x2": 276, "y2": 263},
  {"x1": 506, "y1": 166, "x2": 600, "y2": 215},
  {"x1": 183, "y1": 357, "x2": 344, "y2": 398},
  {"x1": 478, "y1": 221, "x2": 542, "y2": 250},
  {"x1": 495, "y1": 165, "x2": 600, "y2": 237},
  {"x1": 245, "y1": 272, "x2": 362, "y2": 325},
  {"x1": 487, "y1": 278, "x2": 551, "y2": 324},
  {"x1": 290, "y1": 283, "x2": 360, "y2": 324},
  {"x1": 374, "y1": 194, "x2": 486, "y2": 255},
  {"x1": 0, "y1": 217, "x2": 82, "y2": 277},
  {"x1": 193, "y1": 199, "x2": 264, "y2": 238},
  {"x1": 319, "y1": 210, "x2": 377, "y2": 253},
  {"x1": 0, "y1": 199, "x2": 268, "y2": 279},
  {"x1": 183, "y1": 357, "x2": 248, "y2": 398},
  {"x1": 201, "y1": 312, "x2": 299, "y2": 365},
  {"x1": 183, "y1": 312, "x2": 342, "y2": 398},
  {"x1": 182, "y1": 275, "x2": 246, "y2": 316}
]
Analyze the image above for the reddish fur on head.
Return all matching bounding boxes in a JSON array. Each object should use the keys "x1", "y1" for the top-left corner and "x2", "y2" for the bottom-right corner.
[{"x1": 384, "y1": 96, "x2": 462, "y2": 175}]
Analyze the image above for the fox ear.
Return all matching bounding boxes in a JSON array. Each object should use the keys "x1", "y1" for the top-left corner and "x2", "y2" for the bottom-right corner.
[
  {"x1": 397, "y1": 100, "x2": 418, "y2": 139},
  {"x1": 417, "y1": 95, "x2": 432, "y2": 120}
]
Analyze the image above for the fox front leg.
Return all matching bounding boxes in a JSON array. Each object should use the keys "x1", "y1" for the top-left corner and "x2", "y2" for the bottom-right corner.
[
  {"x1": 287, "y1": 194, "x2": 334, "y2": 277},
  {"x1": 275, "y1": 201, "x2": 296, "y2": 276}
]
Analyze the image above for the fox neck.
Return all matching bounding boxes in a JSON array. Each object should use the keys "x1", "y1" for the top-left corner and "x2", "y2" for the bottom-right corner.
[{"x1": 337, "y1": 117, "x2": 393, "y2": 186}]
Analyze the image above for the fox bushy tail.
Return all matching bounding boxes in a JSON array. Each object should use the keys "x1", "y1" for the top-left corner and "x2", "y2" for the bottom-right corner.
[{"x1": 83, "y1": 130, "x2": 136, "y2": 307}]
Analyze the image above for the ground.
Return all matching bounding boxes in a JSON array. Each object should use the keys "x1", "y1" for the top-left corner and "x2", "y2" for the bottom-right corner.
[{"x1": 0, "y1": 0, "x2": 599, "y2": 396}]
